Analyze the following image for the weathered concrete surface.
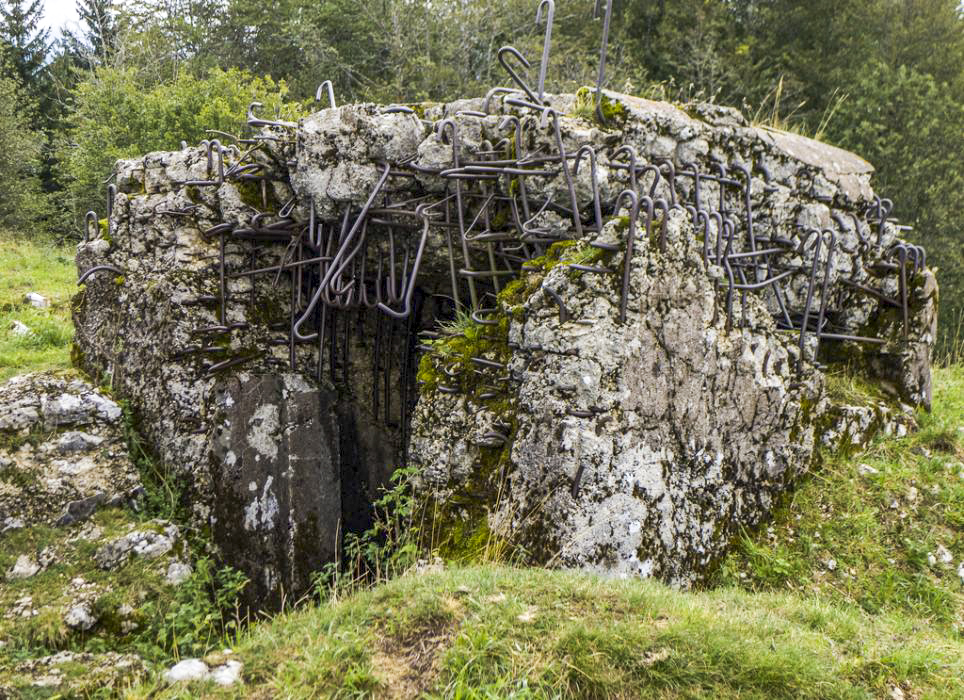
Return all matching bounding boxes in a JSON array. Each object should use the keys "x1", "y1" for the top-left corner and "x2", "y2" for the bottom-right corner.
[
  {"x1": 410, "y1": 212, "x2": 821, "y2": 584},
  {"x1": 71, "y1": 89, "x2": 937, "y2": 600},
  {"x1": 208, "y1": 372, "x2": 341, "y2": 608}
]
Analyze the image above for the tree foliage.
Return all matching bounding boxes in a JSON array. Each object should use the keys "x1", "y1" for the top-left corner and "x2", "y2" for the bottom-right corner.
[
  {"x1": 59, "y1": 66, "x2": 297, "y2": 220},
  {"x1": 0, "y1": 57, "x2": 44, "y2": 230}
]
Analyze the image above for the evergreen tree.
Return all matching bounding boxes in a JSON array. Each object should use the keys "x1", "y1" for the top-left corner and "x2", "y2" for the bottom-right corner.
[
  {"x1": 0, "y1": 0, "x2": 49, "y2": 86},
  {"x1": 75, "y1": 0, "x2": 116, "y2": 66}
]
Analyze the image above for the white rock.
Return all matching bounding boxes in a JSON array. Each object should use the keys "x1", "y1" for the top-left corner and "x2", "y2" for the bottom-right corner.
[
  {"x1": 906, "y1": 486, "x2": 918, "y2": 502},
  {"x1": 856, "y1": 463, "x2": 878, "y2": 476},
  {"x1": 1, "y1": 517, "x2": 25, "y2": 533},
  {"x1": 10, "y1": 320, "x2": 31, "y2": 337},
  {"x1": 163, "y1": 658, "x2": 209, "y2": 683},
  {"x1": 210, "y1": 660, "x2": 243, "y2": 686},
  {"x1": 165, "y1": 561, "x2": 193, "y2": 585},
  {"x1": 935, "y1": 544, "x2": 952, "y2": 565},
  {"x1": 24, "y1": 292, "x2": 49, "y2": 308},
  {"x1": 958, "y1": 561, "x2": 964, "y2": 586},
  {"x1": 927, "y1": 552, "x2": 937, "y2": 567},
  {"x1": 64, "y1": 603, "x2": 97, "y2": 631},
  {"x1": 825, "y1": 558, "x2": 837, "y2": 572},
  {"x1": 7, "y1": 555, "x2": 41, "y2": 580},
  {"x1": 54, "y1": 431, "x2": 105, "y2": 454}
]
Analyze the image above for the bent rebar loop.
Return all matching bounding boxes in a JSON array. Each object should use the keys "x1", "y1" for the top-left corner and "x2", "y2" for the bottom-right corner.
[
  {"x1": 814, "y1": 229, "x2": 837, "y2": 350},
  {"x1": 246, "y1": 101, "x2": 297, "y2": 130},
  {"x1": 77, "y1": 265, "x2": 125, "y2": 285},
  {"x1": 292, "y1": 163, "x2": 392, "y2": 340},
  {"x1": 794, "y1": 228, "x2": 836, "y2": 372},
  {"x1": 535, "y1": 0, "x2": 555, "y2": 101},
  {"x1": 106, "y1": 183, "x2": 116, "y2": 237},
  {"x1": 890, "y1": 243, "x2": 917, "y2": 340},
  {"x1": 695, "y1": 209, "x2": 712, "y2": 265},
  {"x1": 709, "y1": 161, "x2": 731, "y2": 214},
  {"x1": 497, "y1": 114, "x2": 532, "y2": 221},
  {"x1": 679, "y1": 161, "x2": 704, "y2": 212},
  {"x1": 611, "y1": 144, "x2": 640, "y2": 191},
  {"x1": 572, "y1": 145, "x2": 605, "y2": 240},
  {"x1": 544, "y1": 108, "x2": 583, "y2": 238},
  {"x1": 437, "y1": 119, "x2": 481, "y2": 305},
  {"x1": 865, "y1": 195, "x2": 893, "y2": 246},
  {"x1": 728, "y1": 162, "x2": 755, "y2": 246},
  {"x1": 593, "y1": 0, "x2": 614, "y2": 124},
  {"x1": 315, "y1": 80, "x2": 336, "y2": 109},
  {"x1": 652, "y1": 197, "x2": 672, "y2": 252},
  {"x1": 498, "y1": 46, "x2": 543, "y2": 106},
  {"x1": 83, "y1": 211, "x2": 98, "y2": 243},
  {"x1": 615, "y1": 189, "x2": 641, "y2": 323},
  {"x1": 796, "y1": 228, "x2": 824, "y2": 374},
  {"x1": 377, "y1": 204, "x2": 432, "y2": 320},
  {"x1": 654, "y1": 159, "x2": 680, "y2": 208},
  {"x1": 483, "y1": 87, "x2": 523, "y2": 114}
]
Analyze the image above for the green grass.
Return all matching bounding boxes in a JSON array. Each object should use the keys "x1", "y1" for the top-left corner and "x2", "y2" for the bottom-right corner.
[
  {"x1": 131, "y1": 563, "x2": 964, "y2": 699},
  {"x1": 717, "y1": 366, "x2": 963, "y2": 629},
  {"x1": 0, "y1": 235, "x2": 76, "y2": 381}
]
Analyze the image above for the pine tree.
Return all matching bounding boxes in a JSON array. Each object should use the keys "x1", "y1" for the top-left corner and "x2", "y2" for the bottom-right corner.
[
  {"x1": 75, "y1": 0, "x2": 115, "y2": 64},
  {"x1": 0, "y1": 0, "x2": 49, "y2": 86}
]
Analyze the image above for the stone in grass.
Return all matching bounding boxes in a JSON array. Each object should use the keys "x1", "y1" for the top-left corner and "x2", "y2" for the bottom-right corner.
[
  {"x1": 10, "y1": 320, "x2": 31, "y2": 337},
  {"x1": 165, "y1": 560, "x2": 193, "y2": 585},
  {"x1": 163, "y1": 658, "x2": 243, "y2": 686},
  {"x1": 94, "y1": 521, "x2": 179, "y2": 570},
  {"x1": 210, "y1": 660, "x2": 243, "y2": 686},
  {"x1": 163, "y1": 659, "x2": 209, "y2": 683},
  {"x1": 7, "y1": 554, "x2": 41, "y2": 580},
  {"x1": 24, "y1": 292, "x2": 49, "y2": 309},
  {"x1": 64, "y1": 602, "x2": 97, "y2": 631},
  {"x1": 55, "y1": 492, "x2": 106, "y2": 527}
]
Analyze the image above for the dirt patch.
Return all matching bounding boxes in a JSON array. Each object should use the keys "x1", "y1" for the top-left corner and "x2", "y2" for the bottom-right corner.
[{"x1": 373, "y1": 597, "x2": 462, "y2": 698}]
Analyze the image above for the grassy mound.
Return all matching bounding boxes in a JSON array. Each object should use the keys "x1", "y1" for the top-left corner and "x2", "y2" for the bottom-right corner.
[
  {"x1": 718, "y1": 366, "x2": 963, "y2": 630},
  {"x1": 131, "y1": 562, "x2": 962, "y2": 699}
]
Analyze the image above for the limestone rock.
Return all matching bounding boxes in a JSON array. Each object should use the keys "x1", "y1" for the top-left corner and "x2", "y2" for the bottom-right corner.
[
  {"x1": 94, "y1": 521, "x2": 179, "y2": 569},
  {"x1": 163, "y1": 658, "x2": 210, "y2": 683},
  {"x1": 0, "y1": 373, "x2": 142, "y2": 528},
  {"x1": 7, "y1": 554, "x2": 41, "y2": 580},
  {"x1": 63, "y1": 602, "x2": 97, "y2": 631},
  {"x1": 165, "y1": 560, "x2": 193, "y2": 585},
  {"x1": 24, "y1": 292, "x2": 49, "y2": 309}
]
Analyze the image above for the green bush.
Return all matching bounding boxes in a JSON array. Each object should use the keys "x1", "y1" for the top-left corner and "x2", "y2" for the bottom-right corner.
[
  {"x1": 58, "y1": 66, "x2": 301, "y2": 231},
  {"x1": 0, "y1": 59, "x2": 46, "y2": 231}
]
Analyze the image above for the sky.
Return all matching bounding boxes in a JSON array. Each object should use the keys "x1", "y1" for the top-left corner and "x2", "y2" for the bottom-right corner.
[{"x1": 40, "y1": 0, "x2": 80, "y2": 35}]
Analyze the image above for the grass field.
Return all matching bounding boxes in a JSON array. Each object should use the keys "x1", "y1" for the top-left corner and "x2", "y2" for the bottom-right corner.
[{"x1": 0, "y1": 236, "x2": 76, "y2": 381}]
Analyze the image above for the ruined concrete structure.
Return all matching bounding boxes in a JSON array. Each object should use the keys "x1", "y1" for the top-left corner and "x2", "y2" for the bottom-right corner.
[{"x1": 72, "y1": 89, "x2": 937, "y2": 606}]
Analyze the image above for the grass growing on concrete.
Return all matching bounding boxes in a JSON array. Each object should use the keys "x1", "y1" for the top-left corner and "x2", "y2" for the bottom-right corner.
[
  {"x1": 0, "y1": 236, "x2": 76, "y2": 381},
  {"x1": 717, "y1": 366, "x2": 963, "y2": 631}
]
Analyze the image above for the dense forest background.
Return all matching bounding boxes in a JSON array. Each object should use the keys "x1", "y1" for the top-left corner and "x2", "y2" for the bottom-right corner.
[{"x1": 1, "y1": 0, "x2": 961, "y2": 350}]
